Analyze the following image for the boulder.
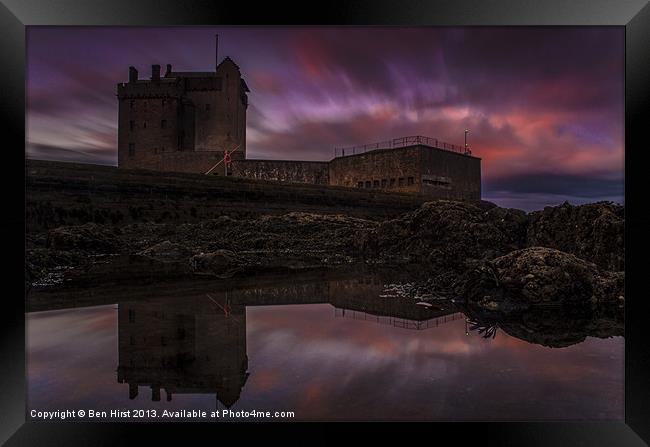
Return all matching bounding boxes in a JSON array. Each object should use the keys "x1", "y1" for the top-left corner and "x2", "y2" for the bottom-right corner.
[
  {"x1": 46, "y1": 223, "x2": 117, "y2": 253},
  {"x1": 189, "y1": 250, "x2": 244, "y2": 278},
  {"x1": 138, "y1": 240, "x2": 193, "y2": 263},
  {"x1": 526, "y1": 201, "x2": 624, "y2": 271},
  {"x1": 461, "y1": 247, "x2": 623, "y2": 311},
  {"x1": 360, "y1": 200, "x2": 528, "y2": 267}
]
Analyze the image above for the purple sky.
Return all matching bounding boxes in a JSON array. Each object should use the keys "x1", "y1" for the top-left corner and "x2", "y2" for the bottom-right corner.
[{"x1": 26, "y1": 27, "x2": 624, "y2": 211}]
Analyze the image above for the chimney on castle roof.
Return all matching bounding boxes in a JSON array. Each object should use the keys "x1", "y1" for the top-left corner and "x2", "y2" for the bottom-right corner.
[
  {"x1": 151, "y1": 64, "x2": 161, "y2": 81},
  {"x1": 128, "y1": 66, "x2": 138, "y2": 83},
  {"x1": 165, "y1": 64, "x2": 172, "y2": 77}
]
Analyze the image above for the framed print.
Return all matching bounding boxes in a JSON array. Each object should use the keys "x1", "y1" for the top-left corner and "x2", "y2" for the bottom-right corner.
[{"x1": 2, "y1": 0, "x2": 649, "y2": 445}]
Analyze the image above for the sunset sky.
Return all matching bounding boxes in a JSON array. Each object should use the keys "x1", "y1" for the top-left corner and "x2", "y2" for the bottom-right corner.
[{"x1": 26, "y1": 27, "x2": 624, "y2": 211}]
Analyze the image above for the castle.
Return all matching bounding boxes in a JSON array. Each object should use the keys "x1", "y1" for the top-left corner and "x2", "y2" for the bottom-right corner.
[{"x1": 117, "y1": 40, "x2": 481, "y2": 200}]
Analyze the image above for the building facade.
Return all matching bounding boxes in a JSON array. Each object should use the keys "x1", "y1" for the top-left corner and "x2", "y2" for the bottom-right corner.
[
  {"x1": 117, "y1": 57, "x2": 249, "y2": 173},
  {"x1": 328, "y1": 143, "x2": 481, "y2": 199}
]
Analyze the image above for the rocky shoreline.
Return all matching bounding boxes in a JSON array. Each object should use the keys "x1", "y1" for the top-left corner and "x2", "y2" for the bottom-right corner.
[{"x1": 26, "y1": 199, "x2": 624, "y2": 315}]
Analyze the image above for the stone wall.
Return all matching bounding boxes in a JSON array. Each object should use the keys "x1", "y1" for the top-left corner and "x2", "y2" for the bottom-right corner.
[
  {"x1": 328, "y1": 145, "x2": 481, "y2": 199},
  {"x1": 26, "y1": 160, "x2": 429, "y2": 232},
  {"x1": 420, "y1": 146, "x2": 481, "y2": 200},
  {"x1": 328, "y1": 146, "x2": 422, "y2": 193},
  {"x1": 230, "y1": 159, "x2": 330, "y2": 185},
  {"x1": 117, "y1": 95, "x2": 190, "y2": 170}
]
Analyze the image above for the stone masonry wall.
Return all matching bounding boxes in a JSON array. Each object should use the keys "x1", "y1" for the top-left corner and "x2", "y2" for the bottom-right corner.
[
  {"x1": 328, "y1": 145, "x2": 481, "y2": 199},
  {"x1": 419, "y1": 146, "x2": 481, "y2": 200},
  {"x1": 230, "y1": 159, "x2": 330, "y2": 185},
  {"x1": 26, "y1": 160, "x2": 428, "y2": 232},
  {"x1": 328, "y1": 146, "x2": 422, "y2": 193}
]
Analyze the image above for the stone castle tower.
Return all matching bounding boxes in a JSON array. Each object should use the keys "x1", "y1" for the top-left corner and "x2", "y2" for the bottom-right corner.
[{"x1": 117, "y1": 38, "x2": 250, "y2": 173}]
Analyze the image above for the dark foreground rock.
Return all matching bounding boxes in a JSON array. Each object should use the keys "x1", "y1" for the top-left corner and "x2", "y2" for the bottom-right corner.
[
  {"x1": 459, "y1": 247, "x2": 624, "y2": 312},
  {"x1": 359, "y1": 200, "x2": 528, "y2": 267},
  {"x1": 46, "y1": 222, "x2": 118, "y2": 253},
  {"x1": 189, "y1": 250, "x2": 245, "y2": 278},
  {"x1": 138, "y1": 240, "x2": 195, "y2": 263},
  {"x1": 26, "y1": 200, "x2": 624, "y2": 302},
  {"x1": 526, "y1": 201, "x2": 624, "y2": 271}
]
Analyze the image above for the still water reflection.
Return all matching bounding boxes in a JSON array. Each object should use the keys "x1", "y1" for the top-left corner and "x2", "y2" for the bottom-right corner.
[{"x1": 27, "y1": 270, "x2": 623, "y2": 421}]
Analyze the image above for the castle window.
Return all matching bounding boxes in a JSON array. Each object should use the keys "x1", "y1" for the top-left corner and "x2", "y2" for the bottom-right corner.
[
  {"x1": 357, "y1": 181, "x2": 363, "y2": 188},
  {"x1": 128, "y1": 309, "x2": 135, "y2": 323},
  {"x1": 143, "y1": 121, "x2": 147, "y2": 129},
  {"x1": 129, "y1": 100, "x2": 135, "y2": 110},
  {"x1": 407, "y1": 177, "x2": 414, "y2": 185},
  {"x1": 398, "y1": 177, "x2": 405, "y2": 186},
  {"x1": 129, "y1": 120, "x2": 135, "y2": 131},
  {"x1": 365, "y1": 181, "x2": 371, "y2": 188},
  {"x1": 205, "y1": 104, "x2": 211, "y2": 112},
  {"x1": 162, "y1": 99, "x2": 167, "y2": 108},
  {"x1": 390, "y1": 178, "x2": 396, "y2": 187},
  {"x1": 381, "y1": 179, "x2": 387, "y2": 188},
  {"x1": 422, "y1": 178, "x2": 451, "y2": 187},
  {"x1": 161, "y1": 119, "x2": 167, "y2": 129},
  {"x1": 128, "y1": 143, "x2": 135, "y2": 157},
  {"x1": 373, "y1": 180, "x2": 379, "y2": 188}
]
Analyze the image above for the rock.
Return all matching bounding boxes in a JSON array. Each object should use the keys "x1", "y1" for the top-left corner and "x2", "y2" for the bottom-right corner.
[
  {"x1": 46, "y1": 222, "x2": 117, "y2": 253},
  {"x1": 138, "y1": 240, "x2": 193, "y2": 263},
  {"x1": 462, "y1": 247, "x2": 623, "y2": 310},
  {"x1": 526, "y1": 201, "x2": 624, "y2": 271},
  {"x1": 171, "y1": 212, "x2": 375, "y2": 257},
  {"x1": 189, "y1": 250, "x2": 244, "y2": 278},
  {"x1": 25, "y1": 248, "x2": 87, "y2": 286},
  {"x1": 28, "y1": 201, "x2": 625, "y2": 289},
  {"x1": 361, "y1": 200, "x2": 528, "y2": 268}
]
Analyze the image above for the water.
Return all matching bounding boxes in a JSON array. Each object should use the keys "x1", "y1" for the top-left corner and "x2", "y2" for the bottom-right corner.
[{"x1": 26, "y1": 270, "x2": 624, "y2": 421}]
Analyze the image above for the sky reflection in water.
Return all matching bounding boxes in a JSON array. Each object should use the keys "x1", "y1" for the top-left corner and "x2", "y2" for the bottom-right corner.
[{"x1": 27, "y1": 295, "x2": 623, "y2": 421}]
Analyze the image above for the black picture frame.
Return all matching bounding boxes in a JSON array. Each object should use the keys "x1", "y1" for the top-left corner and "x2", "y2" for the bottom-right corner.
[{"x1": 2, "y1": 0, "x2": 649, "y2": 444}]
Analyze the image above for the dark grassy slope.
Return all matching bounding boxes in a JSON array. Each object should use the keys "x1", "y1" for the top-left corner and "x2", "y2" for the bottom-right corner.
[{"x1": 26, "y1": 159, "x2": 431, "y2": 231}]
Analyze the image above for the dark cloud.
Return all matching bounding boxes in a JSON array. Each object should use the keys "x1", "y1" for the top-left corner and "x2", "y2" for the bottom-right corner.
[{"x1": 484, "y1": 172, "x2": 623, "y2": 199}]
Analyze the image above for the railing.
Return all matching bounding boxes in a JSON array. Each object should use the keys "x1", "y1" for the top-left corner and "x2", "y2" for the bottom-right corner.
[
  {"x1": 333, "y1": 135, "x2": 470, "y2": 158},
  {"x1": 333, "y1": 309, "x2": 464, "y2": 331}
]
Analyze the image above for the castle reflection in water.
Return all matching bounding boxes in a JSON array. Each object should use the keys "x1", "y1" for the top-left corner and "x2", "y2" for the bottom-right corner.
[{"x1": 115, "y1": 274, "x2": 460, "y2": 408}]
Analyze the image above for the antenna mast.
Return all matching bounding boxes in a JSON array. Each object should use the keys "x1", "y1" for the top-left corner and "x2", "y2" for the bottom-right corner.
[{"x1": 215, "y1": 34, "x2": 219, "y2": 70}]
